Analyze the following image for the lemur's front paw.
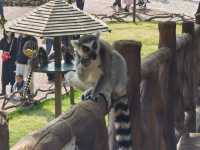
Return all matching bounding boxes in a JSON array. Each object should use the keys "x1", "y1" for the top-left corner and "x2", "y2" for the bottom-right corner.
[
  {"x1": 85, "y1": 95, "x2": 98, "y2": 102},
  {"x1": 81, "y1": 93, "x2": 98, "y2": 102},
  {"x1": 81, "y1": 94, "x2": 97, "y2": 101},
  {"x1": 81, "y1": 88, "x2": 93, "y2": 101},
  {"x1": 81, "y1": 94, "x2": 87, "y2": 101}
]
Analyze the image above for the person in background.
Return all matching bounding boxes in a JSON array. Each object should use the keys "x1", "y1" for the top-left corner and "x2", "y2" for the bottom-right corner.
[
  {"x1": 123, "y1": 0, "x2": 132, "y2": 12},
  {"x1": 76, "y1": 0, "x2": 85, "y2": 10},
  {"x1": 61, "y1": 36, "x2": 74, "y2": 64},
  {"x1": 46, "y1": 36, "x2": 72, "y2": 82},
  {"x1": 112, "y1": 0, "x2": 122, "y2": 11},
  {"x1": 12, "y1": 74, "x2": 31, "y2": 101},
  {"x1": 0, "y1": 31, "x2": 18, "y2": 95},
  {"x1": 45, "y1": 38, "x2": 53, "y2": 56},
  {"x1": 16, "y1": 34, "x2": 38, "y2": 80},
  {"x1": 12, "y1": 74, "x2": 25, "y2": 92},
  {"x1": 44, "y1": 38, "x2": 54, "y2": 82},
  {"x1": 45, "y1": 36, "x2": 69, "y2": 56},
  {"x1": 15, "y1": 35, "x2": 38, "y2": 95}
]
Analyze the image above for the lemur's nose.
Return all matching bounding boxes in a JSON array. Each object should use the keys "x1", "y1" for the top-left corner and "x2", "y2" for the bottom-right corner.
[
  {"x1": 80, "y1": 57, "x2": 90, "y2": 66},
  {"x1": 89, "y1": 51, "x2": 97, "y2": 60}
]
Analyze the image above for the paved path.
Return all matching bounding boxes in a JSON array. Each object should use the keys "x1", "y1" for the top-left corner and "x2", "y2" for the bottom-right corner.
[
  {"x1": 3, "y1": 0, "x2": 199, "y2": 20},
  {"x1": 148, "y1": 0, "x2": 198, "y2": 17},
  {"x1": 84, "y1": 0, "x2": 198, "y2": 17}
]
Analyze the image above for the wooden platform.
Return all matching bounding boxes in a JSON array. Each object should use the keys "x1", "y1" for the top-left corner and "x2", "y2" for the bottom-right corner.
[{"x1": 177, "y1": 133, "x2": 200, "y2": 150}]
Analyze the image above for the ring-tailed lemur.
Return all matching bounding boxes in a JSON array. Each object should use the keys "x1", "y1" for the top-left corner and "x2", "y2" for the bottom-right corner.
[
  {"x1": 22, "y1": 71, "x2": 32, "y2": 99},
  {"x1": 65, "y1": 33, "x2": 132, "y2": 150}
]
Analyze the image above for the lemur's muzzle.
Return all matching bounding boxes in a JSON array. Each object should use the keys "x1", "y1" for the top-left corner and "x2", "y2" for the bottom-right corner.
[
  {"x1": 80, "y1": 51, "x2": 97, "y2": 66},
  {"x1": 80, "y1": 57, "x2": 91, "y2": 66},
  {"x1": 88, "y1": 51, "x2": 97, "y2": 60}
]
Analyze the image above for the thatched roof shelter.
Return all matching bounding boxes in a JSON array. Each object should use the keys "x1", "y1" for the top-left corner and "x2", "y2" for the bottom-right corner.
[
  {"x1": 5, "y1": 0, "x2": 109, "y2": 117},
  {"x1": 5, "y1": 0, "x2": 109, "y2": 37}
]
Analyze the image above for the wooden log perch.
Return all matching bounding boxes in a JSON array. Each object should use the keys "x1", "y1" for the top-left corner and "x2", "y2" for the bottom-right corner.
[
  {"x1": 11, "y1": 100, "x2": 109, "y2": 150},
  {"x1": 0, "y1": 110, "x2": 9, "y2": 150},
  {"x1": 141, "y1": 47, "x2": 171, "y2": 79}
]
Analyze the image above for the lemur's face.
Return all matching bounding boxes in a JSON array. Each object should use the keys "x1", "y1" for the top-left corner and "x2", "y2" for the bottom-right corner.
[{"x1": 71, "y1": 33, "x2": 100, "y2": 67}]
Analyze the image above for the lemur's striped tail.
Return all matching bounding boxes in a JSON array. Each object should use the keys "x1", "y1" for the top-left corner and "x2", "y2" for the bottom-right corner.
[
  {"x1": 22, "y1": 71, "x2": 32, "y2": 98},
  {"x1": 114, "y1": 97, "x2": 132, "y2": 150}
]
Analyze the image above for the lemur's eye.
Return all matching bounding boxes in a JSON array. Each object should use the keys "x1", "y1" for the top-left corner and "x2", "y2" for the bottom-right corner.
[
  {"x1": 93, "y1": 41, "x2": 97, "y2": 49},
  {"x1": 82, "y1": 46, "x2": 90, "y2": 53}
]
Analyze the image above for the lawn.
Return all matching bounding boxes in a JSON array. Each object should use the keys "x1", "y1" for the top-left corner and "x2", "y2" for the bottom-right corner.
[
  {"x1": 9, "y1": 21, "x2": 182, "y2": 146},
  {"x1": 103, "y1": 21, "x2": 181, "y2": 57},
  {"x1": 9, "y1": 93, "x2": 82, "y2": 146}
]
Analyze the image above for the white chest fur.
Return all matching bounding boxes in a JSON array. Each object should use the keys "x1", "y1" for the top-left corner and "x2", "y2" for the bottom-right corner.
[{"x1": 86, "y1": 56, "x2": 103, "y2": 85}]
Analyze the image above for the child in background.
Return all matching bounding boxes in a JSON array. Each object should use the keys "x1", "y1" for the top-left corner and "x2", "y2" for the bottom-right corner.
[
  {"x1": 11, "y1": 74, "x2": 26, "y2": 101},
  {"x1": 112, "y1": 0, "x2": 122, "y2": 11},
  {"x1": 12, "y1": 74, "x2": 25, "y2": 92}
]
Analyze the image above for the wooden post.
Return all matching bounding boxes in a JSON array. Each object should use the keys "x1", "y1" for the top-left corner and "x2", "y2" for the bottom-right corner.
[
  {"x1": 0, "y1": 110, "x2": 9, "y2": 150},
  {"x1": 158, "y1": 21, "x2": 177, "y2": 150},
  {"x1": 70, "y1": 87, "x2": 75, "y2": 105},
  {"x1": 54, "y1": 37, "x2": 62, "y2": 117},
  {"x1": 182, "y1": 21, "x2": 196, "y2": 132},
  {"x1": 113, "y1": 40, "x2": 142, "y2": 150},
  {"x1": 195, "y1": 2, "x2": 200, "y2": 24},
  {"x1": 182, "y1": 21, "x2": 194, "y2": 36},
  {"x1": 133, "y1": 0, "x2": 136, "y2": 22},
  {"x1": 159, "y1": 22, "x2": 176, "y2": 49},
  {"x1": 196, "y1": 2, "x2": 200, "y2": 14}
]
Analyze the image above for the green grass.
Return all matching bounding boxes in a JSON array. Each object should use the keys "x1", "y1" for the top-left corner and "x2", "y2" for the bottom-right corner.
[
  {"x1": 102, "y1": 22, "x2": 181, "y2": 58},
  {"x1": 9, "y1": 92, "x2": 81, "y2": 146},
  {"x1": 9, "y1": 21, "x2": 182, "y2": 146}
]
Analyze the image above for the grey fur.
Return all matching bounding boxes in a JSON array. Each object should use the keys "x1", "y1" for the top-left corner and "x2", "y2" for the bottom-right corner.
[{"x1": 65, "y1": 34, "x2": 128, "y2": 105}]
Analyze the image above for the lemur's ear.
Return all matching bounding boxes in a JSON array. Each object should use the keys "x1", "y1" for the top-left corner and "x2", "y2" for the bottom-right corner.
[{"x1": 71, "y1": 40, "x2": 79, "y2": 49}]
